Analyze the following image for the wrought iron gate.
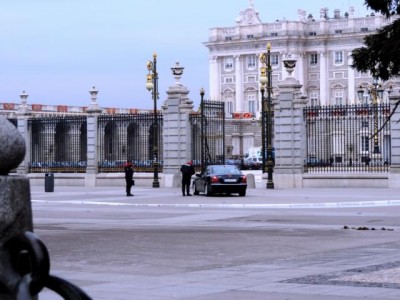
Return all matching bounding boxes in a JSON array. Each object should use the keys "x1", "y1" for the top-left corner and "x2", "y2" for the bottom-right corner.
[
  {"x1": 190, "y1": 92, "x2": 225, "y2": 171},
  {"x1": 28, "y1": 116, "x2": 87, "y2": 173},
  {"x1": 304, "y1": 103, "x2": 391, "y2": 173},
  {"x1": 97, "y1": 113, "x2": 163, "y2": 173}
]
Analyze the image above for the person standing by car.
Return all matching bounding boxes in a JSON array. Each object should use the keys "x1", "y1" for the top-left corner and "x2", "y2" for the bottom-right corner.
[
  {"x1": 180, "y1": 161, "x2": 195, "y2": 196},
  {"x1": 124, "y1": 160, "x2": 134, "y2": 196}
]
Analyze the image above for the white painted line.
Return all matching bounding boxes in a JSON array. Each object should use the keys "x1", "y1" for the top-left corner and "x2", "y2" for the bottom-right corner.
[{"x1": 31, "y1": 199, "x2": 400, "y2": 209}]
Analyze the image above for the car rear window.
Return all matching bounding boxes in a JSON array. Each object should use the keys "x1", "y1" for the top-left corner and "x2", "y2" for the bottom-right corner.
[{"x1": 211, "y1": 165, "x2": 241, "y2": 175}]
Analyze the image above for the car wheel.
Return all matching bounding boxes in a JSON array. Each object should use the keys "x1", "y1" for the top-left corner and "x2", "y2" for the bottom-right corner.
[
  {"x1": 239, "y1": 190, "x2": 246, "y2": 196},
  {"x1": 205, "y1": 183, "x2": 212, "y2": 196}
]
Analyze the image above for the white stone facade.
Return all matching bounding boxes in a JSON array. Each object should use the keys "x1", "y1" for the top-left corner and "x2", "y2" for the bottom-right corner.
[{"x1": 204, "y1": 4, "x2": 397, "y2": 117}]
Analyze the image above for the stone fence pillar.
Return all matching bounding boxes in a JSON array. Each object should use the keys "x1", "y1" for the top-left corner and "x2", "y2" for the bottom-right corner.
[
  {"x1": 162, "y1": 62, "x2": 194, "y2": 187},
  {"x1": 273, "y1": 74, "x2": 308, "y2": 188},
  {"x1": 16, "y1": 91, "x2": 31, "y2": 174},
  {"x1": 389, "y1": 95, "x2": 400, "y2": 187},
  {"x1": 85, "y1": 87, "x2": 102, "y2": 187}
]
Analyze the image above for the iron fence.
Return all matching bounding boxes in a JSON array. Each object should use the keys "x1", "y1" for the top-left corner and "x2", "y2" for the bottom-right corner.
[
  {"x1": 97, "y1": 113, "x2": 163, "y2": 173},
  {"x1": 190, "y1": 100, "x2": 225, "y2": 172},
  {"x1": 304, "y1": 104, "x2": 391, "y2": 173},
  {"x1": 189, "y1": 113, "x2": 202, "y2": 172},
  {"x1": 28, "y1": 116, "x2": 87, "y2": 173}
]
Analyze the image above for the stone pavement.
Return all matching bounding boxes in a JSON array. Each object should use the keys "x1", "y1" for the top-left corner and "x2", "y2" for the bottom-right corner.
[{"x1": 29, "y1": 185, "x2": 400, "y2": 299}]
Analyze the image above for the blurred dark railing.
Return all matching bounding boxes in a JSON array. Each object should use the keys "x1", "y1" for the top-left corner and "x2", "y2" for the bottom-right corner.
[{"x1": 0, "y1": 231, "x2": 92, "y2": 299}]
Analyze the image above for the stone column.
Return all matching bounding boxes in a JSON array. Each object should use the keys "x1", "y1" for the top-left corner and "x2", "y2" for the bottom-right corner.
[
  {"x1": 347, "y1": 55, "x2": 356, "y2": 104},
  {"x1": 16, "y1": 90, "x2": 31, "y2": 174},
  {"x1": 162, "y1": 62, "x2": 194, "y2": 187},
  {"x1": 0, "y1": 115, "x2": 33, "y2": 299},
  {"x1": 389, "y1": 95, "x2": 400, "y2": 187},
  {"x1": 234, "y1": 55, "x2": 242, "y2": 112},
  {"x1": 319, "y1": 50, "x2": 328, "y2": 105},
  {"x1": 85, "y1": 87, "x2": 102, "y2": 187},
  {"x1": 209, "y1": 56, "x2": 220, "y2": 100},
  {"x1": 296, "y1": 52, "x2": 306, "y2": 96},
  {"x1": 273, "y1": 62, "x2": 308, "y2": 188}
]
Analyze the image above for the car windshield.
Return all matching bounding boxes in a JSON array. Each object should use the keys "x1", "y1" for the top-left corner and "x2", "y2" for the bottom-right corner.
[{"x1": 210, "y1": 165, "x2": 241, "y2": 175}]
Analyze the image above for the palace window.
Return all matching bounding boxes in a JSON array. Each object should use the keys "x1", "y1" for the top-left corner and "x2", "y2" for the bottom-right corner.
[
  {"x1": 334, "y1": 92, "x2": 343, "y2": 105},
  {"x1": 225, "y1": 77, "x2": 234, "y2": 84},
  {"x1": 246, "y1": 76, "x2": 256, "y2": 83},
  {"x1": 247, "y1": 55, "x2": 256, "y2": 69},
  {"x1": 224, "y1": 57, "x2": 234, "y2": 71},
  {"x1": 310, "y1": 53, "x2": 318, "y2": 66},
  {"x1": 226, "y1": 101, "x2": 233, "y2": 115},
  {"x1": 310, "y1": 92, "x2": 319, "y2": 106},
  {"x1": 359, "y1": 91, "x2": 370, "y2": 104},
  {"x1": 247, "y1": 95, "x2": 256, "y2": 113},
  {"x1": 271, "y1": 54, "x2": 279, "y2": 66},
  {"x1": 334, "y1": 51, "x2": 344, "y2": 65},
  {"x1": 361, "y1": 136, "x2": 370, "y2": 152}
]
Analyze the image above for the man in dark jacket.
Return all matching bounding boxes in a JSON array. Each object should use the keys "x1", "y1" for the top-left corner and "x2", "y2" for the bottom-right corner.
[
  {"x1": 124, "y1": 160, "x2": 134, "y2": 196},
  {"x1": 180, "y1": 161, "x2": 195, "y2": 196}
]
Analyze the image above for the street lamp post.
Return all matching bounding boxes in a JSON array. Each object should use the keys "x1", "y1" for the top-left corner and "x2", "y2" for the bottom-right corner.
[
  {"x1": 357, "y1": 77, "x2": 391, "y2": 154},
  {"x1": 146, "y1": 52, "x2": 160, "y2": 188},
  {"x1": 259, "y1": 43, "x2": 274, "y2": 189}
]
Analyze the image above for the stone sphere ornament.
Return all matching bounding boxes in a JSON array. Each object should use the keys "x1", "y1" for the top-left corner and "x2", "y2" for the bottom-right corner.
[{"x1": 0, "y1": 116, "x2": 26, "y2": 175}]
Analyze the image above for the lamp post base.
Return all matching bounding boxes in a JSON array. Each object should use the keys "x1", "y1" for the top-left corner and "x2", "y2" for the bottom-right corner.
[
  {"x1": 266, "y1": 181, "x2": 274, "y2": 189},
  {"x1": 152, "y1": 180, "x2": 160, "y2": 188}
]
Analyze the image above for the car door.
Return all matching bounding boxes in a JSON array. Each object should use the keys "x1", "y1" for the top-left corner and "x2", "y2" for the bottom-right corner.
[{"x1": 195, "y1": 167, "x2": 208, "y2": 192}]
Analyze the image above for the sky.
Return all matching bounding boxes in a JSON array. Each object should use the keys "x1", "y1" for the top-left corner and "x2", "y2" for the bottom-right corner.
[{"x1": 1, "y1": 0, "x2": 370, "y2": 110}]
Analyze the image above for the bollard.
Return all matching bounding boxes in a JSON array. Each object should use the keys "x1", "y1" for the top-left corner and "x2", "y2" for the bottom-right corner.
[
  {"x1": 246, "y1": 173, "x2": 256, "y2": 189},
  {"x1": 44, "y1": 173, "x2": 54, "y2": 192}
]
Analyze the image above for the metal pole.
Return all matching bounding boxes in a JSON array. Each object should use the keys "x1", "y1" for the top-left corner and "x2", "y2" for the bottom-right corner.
[
  {"x1": 152, "y1": 53, "x2": 160, "y2": 188},
  {"x1": 200, "y1": 89, "x2": 205, "y2": 170},
  {"x1": 372, "y1": 89, "x2": 380, "y2": 154},
  {"x1": 266, "y1": 44, "x2": 274, "y2": 189},
  {"x1": 260, "y1": 85, "x2": 266, "y2": 176}
]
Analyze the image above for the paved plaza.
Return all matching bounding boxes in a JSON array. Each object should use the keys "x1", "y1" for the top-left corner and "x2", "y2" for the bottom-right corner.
[{"x1": 30, "y1": 185, "x2": 400, "y2": 299}]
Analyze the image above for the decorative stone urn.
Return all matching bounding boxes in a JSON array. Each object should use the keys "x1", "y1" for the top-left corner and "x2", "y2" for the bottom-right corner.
[{"x1": 283, "y1": 58, "x2": 297, "y2": 77}]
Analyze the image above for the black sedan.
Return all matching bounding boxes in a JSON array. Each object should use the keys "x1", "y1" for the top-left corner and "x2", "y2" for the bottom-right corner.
[{"x1": 193, "y1": 165, "x2": 247, "y2": 196}]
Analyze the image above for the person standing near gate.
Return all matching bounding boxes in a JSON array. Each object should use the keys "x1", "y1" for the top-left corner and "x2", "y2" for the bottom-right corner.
[
  {"x1": 124, "y1": 160, "x2": 134, "y2": 196},
  {"x1": 180, "y1": 161, "x2": 195, "y2": 196}
]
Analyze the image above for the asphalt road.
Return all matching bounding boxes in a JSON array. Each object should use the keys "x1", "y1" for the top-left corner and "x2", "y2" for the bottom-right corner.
[{"x1": 30, "y1": 186, "x2": 400, "y2": 299}]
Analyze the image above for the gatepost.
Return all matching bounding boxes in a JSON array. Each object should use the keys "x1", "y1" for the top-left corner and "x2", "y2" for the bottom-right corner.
[
  {"x1": 85, "y1": 86, "x2": 102, "y2": 187},
  {"x1": 16, "y1": 90, "x2": 31, "y2": 175},
  {"x1": 273, "y1": 59, "x2": 308, "y2": 188},
  {"x1": 389, "y1": 95, "x2": 400, "y2": 187},
  {"x1": 162, "y1": 62, "x2": 194, "y2": 187}
]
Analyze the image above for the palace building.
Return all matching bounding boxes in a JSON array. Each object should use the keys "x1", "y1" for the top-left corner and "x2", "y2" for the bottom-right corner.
[{"x1": 204, "y1": 2, "x2": 397, "y2": 118}]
